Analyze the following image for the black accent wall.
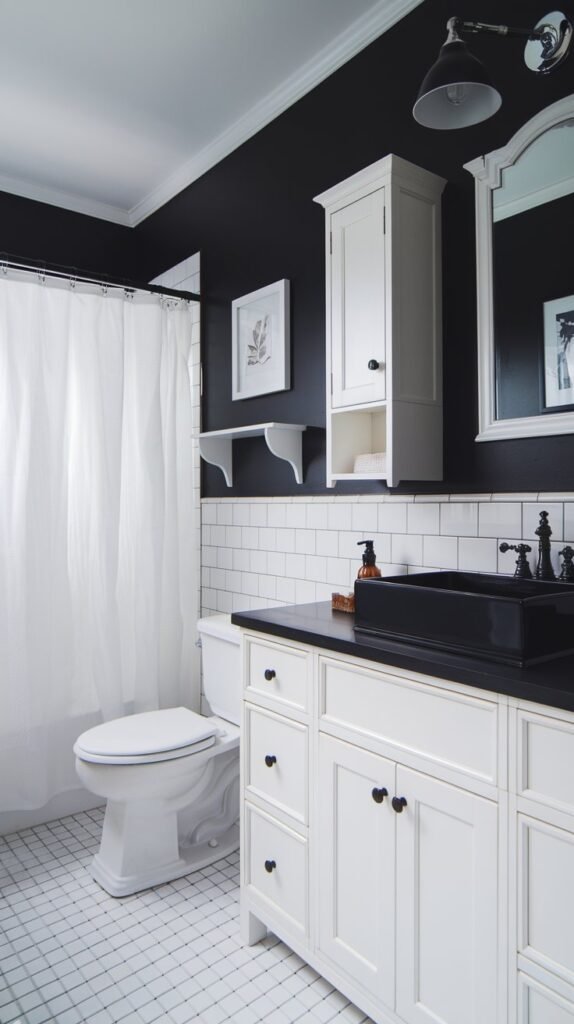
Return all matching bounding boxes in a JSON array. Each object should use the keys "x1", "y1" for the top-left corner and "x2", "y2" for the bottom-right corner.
[{"x1": 4, "y1": 1, "x2": 574, "y2": 497}]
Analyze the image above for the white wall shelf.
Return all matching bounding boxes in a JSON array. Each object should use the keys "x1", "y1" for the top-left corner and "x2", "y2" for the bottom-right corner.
[{"x1": 199, "y1": 422, "x2": 306, "y2": 486}]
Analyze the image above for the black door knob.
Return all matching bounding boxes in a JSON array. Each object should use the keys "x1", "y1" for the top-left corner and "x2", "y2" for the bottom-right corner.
[
  {"x1": 372, "y1": 787, "x2": 388, "y2": 804},
  {"x1": 392, "y1": 796, "x2": 407, "y2": 813},
  {"x1": 264, "y1": 859, "x2": 276, "y2": 873},
  {"x1": 368, "y1": 359, "x2": 380, "y2": 370},
  {"x1": 265, "y1": 755, "x2": 277, "y2": 767},
  {"x1": 264, "y1": 669, "x2": 276, "y2": 681}
]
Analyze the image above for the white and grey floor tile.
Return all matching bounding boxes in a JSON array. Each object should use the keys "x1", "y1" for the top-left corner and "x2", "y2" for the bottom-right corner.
[{"x1": 0, "y1": 811, "x2": 373, "y2": 1024}]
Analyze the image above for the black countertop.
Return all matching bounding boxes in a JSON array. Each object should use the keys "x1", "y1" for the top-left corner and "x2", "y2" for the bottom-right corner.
[{"x1": 231, "y1": 601, "x2": 574, "y2": 713}]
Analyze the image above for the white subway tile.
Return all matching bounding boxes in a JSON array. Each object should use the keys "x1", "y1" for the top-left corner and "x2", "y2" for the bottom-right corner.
[
  {"x1": 565, "y1": 503, "x2": 574, "y2": 542},
  {"x1": 327, "y1": 504, "x2": 352, "y2": 530},
  {"x1": 249, "y1": 550, "x2": 268, "y2": 574},
  {"x1": 249, "y1": 503, "x2": 268, "y2": 527},
  {"x1": 316, "y1": 582, "x2": 336, "y2": 602},
  {"x1": 211, "y1": 568, "x2": 226, "y2": 590},
  {"x1": 414, "y1": 494, "x2": 451, "y2": 503},
  {"x1": 241, "y1": 526, "x2": 259, "y2": 549},
  {"x1": 295, "y1": 530, "x2": 316, "y2": 555},
  {"x1": 267, "y1": 551, "x2": 286, "y2": 576},
  {"x1": 276, "y1": 528, "x2": 296, "y2": 553},
  {"x1": 306, "y1": 555, "x2": 328, "y2": 583},
  {"x1": 201, "y1": 567, "x2": 211, "y2": 587},
  {"x1": 216, "y1": 503, "x2": 233, "y2": 525},
  {"x1": 285, "y1": 504, "x2": 306, "y2": 529},
  {"x1": 316, "y1": 531, "x2": 339, "y2": 557},
  {"x1": 267, "y1": 504, "x2": 287, "y2": 528},
  {"x1": 492, "y1": 492, "x2": 538, "y2": 502},
  {"x1": 225, "y1": 526, "x2": 242, "y2": 547},
  {"x1": 378, "y1": 503, "x2": 407, "y2": 534},
  {"x1": 522, "y1": 502, "x2": 563, "y2": 542},
  {"x1": 440, "y1": 503, "x2": 478, "y2": 537},
  {"x1": 391, "y1": 534, "x2": 423, "y2": 566},
  {"x1": 450, "y1": 493, "x2": 492, "y2": 502},
  {"x1": 407, "y1": 503, "x2": 439, "y2": 535},
  {"x1": 295, "y1": 580, "x2": 316, "y2": 604},
  {"x1": 276, "y1": 578, "x2": 296, "y2": 604},
  {"x1": 217, "y1": 547, "x2": 233, "y2": 570},
  {"x1": 232, "y1": 503, "x2": 251, "y2": 526},
  {"x1": 232, "y1": 549, "x2": 250, "y2": 572},
  {"x1": 423, "y1": 536, "x2": 458, "y2": 569},
  {"x1": 241, "y1": 573, "x2": 260, "y2": 597},
  {"x1": 306, "y1": 504, "x2": 329, "y2": 530},
  {"x1": 351, "y1": 504, "x2": 378, "y2": 533},
  {"x1": 285, "y1": 553, "x2": 306, "y2": 578},
  {"x1": 225, "y1": 570, "x2": 242, "y2": 592},
  {"x1": 259, "y1": 576, "x2": 277, "y2": 600},
  {"x1": 202, "y1": 588, "x2": 216, "y2": 610},
  {"x1": 458, "y1": 537, "x2": 498, "y2": 573},
  {"x1": 216, "y1": 590, "x2": 233, "y2": 613},
  {"x1": 478, "y1": 503, "x2": 521, "y2": 539},
  {"x1": 203, "y1": 546, "x2": 217, "y2": 567},
  {"x1": 258, "y1": 527, "x2": 277, "y2": 551},
  {"x1": 326, "y1": 557, "x2": 352, "y2": 588},
  {"x1": 211, "y1": 524, "x2": 227, "y2": 547}
]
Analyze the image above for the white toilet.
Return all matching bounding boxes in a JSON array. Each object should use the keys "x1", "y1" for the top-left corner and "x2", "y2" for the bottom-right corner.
[{"x1": 74, "y1": 614, "x2": 241, "y2": 897}]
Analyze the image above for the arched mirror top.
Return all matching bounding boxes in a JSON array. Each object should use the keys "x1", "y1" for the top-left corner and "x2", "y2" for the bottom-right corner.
[{"x1": 465, "y1": 95, "x2": 574, "y2": 441}]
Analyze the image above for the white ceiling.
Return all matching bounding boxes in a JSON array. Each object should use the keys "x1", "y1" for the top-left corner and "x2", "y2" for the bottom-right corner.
[{"x1": 0, "y1": 0, "x2": 421, "y2": 227}]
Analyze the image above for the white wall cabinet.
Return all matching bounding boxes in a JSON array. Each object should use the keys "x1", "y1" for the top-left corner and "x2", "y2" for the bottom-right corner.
[
  {"x1": 240, "y1": 629, "x2": 574, "y2": 1024},
  {"x1": 314, "y1": 155, "x2": 446, "y2": 488}
]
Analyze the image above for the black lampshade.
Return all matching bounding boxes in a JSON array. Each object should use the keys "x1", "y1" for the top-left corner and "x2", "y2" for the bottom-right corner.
[{"x1": 413, "y1": 38, "x2": 502, "y2": 129}]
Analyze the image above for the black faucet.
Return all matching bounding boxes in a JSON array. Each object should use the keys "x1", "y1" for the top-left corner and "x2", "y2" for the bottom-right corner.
[{"x1": 534, "y1": 510, "x2": 556, "y2": 580}]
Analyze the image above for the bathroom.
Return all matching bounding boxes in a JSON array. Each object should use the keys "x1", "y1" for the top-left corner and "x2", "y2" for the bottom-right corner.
[{"x1": 2, "y1": 1, "x2": 574, "y2": 1022}]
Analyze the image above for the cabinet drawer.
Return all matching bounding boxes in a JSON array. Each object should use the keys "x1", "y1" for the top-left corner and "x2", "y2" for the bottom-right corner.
[
  {"x1": 245, "y1": 637, "x2": 310, "y2": 713},
  {"x1": 244, "y1": 804, "x2": 308, "y2": 936},
  {"x1": 518, "y1": 814, "x2": 574, "y2": 987},
  {"x1": 245, "y1": 705, "x2": 308, "y2": 824},
  {"x1": 517, "y1": 710, "x2": 574, "y2": 816},
  {"x1": 319, "y1": 656, "x2": 498, "y2": 784},
  {"x1": 518, "y1": 972, "x2": 574, "y2": 1024}
]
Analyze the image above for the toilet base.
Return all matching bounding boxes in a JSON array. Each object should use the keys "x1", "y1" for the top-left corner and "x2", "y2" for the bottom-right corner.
[{"x1": 91, "y1": 820, "x2": 239, "y2": 897}]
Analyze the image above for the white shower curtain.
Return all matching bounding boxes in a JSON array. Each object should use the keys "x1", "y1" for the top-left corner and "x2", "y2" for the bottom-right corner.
[{"x1": 0, "y1": 273, "x2": 197, "y2": 812}]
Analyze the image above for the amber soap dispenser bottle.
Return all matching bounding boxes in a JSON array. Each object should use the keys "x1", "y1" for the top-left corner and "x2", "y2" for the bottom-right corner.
[{"x1": 357, "y1": 539, "x2": 381, "y2": 579}]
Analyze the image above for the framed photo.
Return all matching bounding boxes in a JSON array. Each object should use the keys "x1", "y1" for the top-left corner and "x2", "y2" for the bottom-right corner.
[
  {"x1": 232, "y1": 279, "x2": 290, "y2": 400},
  {"x1": 544, "y1": 294, "x2": 574, "y2": 409}
]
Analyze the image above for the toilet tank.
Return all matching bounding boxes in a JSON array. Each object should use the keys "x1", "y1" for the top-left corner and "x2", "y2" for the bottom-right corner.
[{"x1": 197, "y1": 614, "x2": 241, "y2": 725}]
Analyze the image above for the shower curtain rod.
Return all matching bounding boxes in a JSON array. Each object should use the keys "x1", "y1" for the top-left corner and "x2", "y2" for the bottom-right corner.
[{"x1": 0, "y1": 253, "x2": 200, "y2": 302}]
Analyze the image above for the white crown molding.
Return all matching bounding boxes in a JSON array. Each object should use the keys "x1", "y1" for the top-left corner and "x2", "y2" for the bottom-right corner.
[
  {"x1": 128, "y1": 0, "x2": 425, "y2": 226},
  {"x1": 0, "y1": 172, "x2": 131, "y2": 226}
]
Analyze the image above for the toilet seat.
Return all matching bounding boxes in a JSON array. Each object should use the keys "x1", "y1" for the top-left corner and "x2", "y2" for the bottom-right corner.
[{"x1": 74, "y1": 707, "x2": 219, "y2": 765}]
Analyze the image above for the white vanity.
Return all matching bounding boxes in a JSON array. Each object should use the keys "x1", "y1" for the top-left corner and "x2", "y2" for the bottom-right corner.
[{"x1": 235, "y1": 603, "x2": 574, "y2": 1024}]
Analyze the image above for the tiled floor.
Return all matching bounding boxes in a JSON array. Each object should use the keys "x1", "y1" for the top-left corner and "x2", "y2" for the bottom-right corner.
[{"x1": 0, "y1": 810, "x2": 373, "y2": 1024}]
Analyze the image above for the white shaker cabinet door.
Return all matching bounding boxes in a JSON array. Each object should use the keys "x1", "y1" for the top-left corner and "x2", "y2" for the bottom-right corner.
[
  {"x1": 395, "y1": 765, "x2": 499, "y2": 1024},
  {"x1": 330, "y1": 188, "x2": 386, "y2": 409},
  {"x1": 318, "y1": 734, "x2": 395, "y2": 1009}
]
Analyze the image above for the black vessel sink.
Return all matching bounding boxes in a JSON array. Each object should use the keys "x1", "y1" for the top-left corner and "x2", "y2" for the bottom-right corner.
[{"x1": 354, "y1": 571, "x2": 574, "y2": 666}]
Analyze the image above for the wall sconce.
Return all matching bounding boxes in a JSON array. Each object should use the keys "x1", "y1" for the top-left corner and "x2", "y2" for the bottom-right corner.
[{"x1": 413, "y1": 10, "x2": 573, "y2": 129}]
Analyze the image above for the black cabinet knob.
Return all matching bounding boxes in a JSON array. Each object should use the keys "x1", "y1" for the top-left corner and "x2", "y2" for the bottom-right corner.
[
  {"x1": 265, "y1": 754, "x2": 277, "y2": 767},
  {"x1": 264, "y1": 859, "x2": 276, "y2": 873},
  {"x1": 372, "y1": 787, "x2": 388, "y2": 804},
  {"x1": 264, "y1": 669, "x2": 276, "y2": 681},
  {"x1": 368, "y1": 359, "x2": 380, "y2": 370},
  {"x1": 392, "y1": 796, "x2": 407, "y2": 813}
]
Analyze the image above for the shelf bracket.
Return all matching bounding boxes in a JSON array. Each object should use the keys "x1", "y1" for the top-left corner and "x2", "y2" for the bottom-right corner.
[
  {"x1": 198, "y1": 422, "x2": 306, "y2": 487},
  {"x1": 264, "y1": 425, "x2": 304, "y2": 484},
  {"x1": 198, "y1": 435, "x2": 233, "y2": 486}
]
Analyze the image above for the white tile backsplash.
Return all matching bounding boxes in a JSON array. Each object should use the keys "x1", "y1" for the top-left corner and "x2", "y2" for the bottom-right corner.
[{"x1": 201, "y1": 495, "x2": 574, "y2": 616}]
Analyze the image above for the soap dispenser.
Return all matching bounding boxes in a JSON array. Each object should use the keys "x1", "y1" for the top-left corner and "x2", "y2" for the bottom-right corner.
[{"x1": 357, "y1": 540, "x2": 381, "y2": 579}]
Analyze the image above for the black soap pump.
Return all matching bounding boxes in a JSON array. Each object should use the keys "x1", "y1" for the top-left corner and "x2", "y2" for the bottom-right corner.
[{"x1": 357, "y1": 540, "x2": 381, "y2": 579}]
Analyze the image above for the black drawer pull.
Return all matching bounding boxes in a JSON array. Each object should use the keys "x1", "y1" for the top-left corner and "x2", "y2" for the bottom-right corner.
[
  {"x1": 368, "y1": 359, "x2": 380, "y2": 370},
  {"x1": 264, "y1": 669, "x2": 276, "y2": 681},
  {"x1": 265, "y1": 754, "x2": 277, "y2": 767},
  {"x1": 372, "y1": 787, "x2": 388, "y2": 804},
  {"x1": 392, "y1": 796, "x2": 407, "y2": 813},
  {"x1": 264, "y1": 859, "x2": 276, "y2": 873}
]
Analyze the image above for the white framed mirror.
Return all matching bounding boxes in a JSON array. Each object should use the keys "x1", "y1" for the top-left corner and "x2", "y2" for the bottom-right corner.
[{"x1": 465, "y1": 94, "x2": 574, "y2": 441}]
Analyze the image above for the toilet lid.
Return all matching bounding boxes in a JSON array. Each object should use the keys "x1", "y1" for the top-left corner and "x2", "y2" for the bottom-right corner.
[{"x1": 74, "y1": 707, "x2": 218, "y2": 764}]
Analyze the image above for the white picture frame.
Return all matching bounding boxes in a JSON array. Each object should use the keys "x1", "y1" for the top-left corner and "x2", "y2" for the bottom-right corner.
[
  {"x1": 231, "y1": 279, "x2": 290, "y2": 401},
  {"x1": 544, "y1": 294, "x2": 574, "y2": 409}
]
